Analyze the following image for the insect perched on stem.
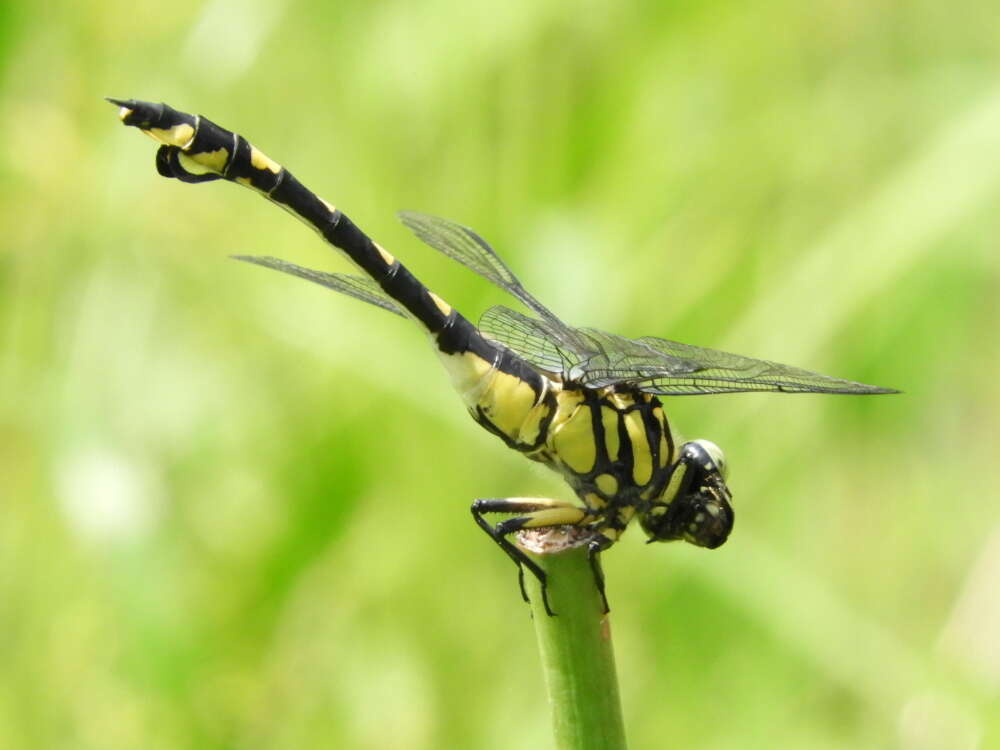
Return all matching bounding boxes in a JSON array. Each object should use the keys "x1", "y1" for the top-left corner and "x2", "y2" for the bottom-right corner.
[{"x1": 110, "y1": 98, "x2": 897, "y2": 615}]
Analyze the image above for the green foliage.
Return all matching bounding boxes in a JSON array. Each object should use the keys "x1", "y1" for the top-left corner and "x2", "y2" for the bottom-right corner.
[{"x1": 1, "y1": 1, "x2": 998, "y2": 748}]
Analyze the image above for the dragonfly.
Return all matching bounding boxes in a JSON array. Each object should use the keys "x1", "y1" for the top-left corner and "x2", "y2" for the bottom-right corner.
[{"x1": 110, "y1": 98, "x2": 897, "y2": 615}]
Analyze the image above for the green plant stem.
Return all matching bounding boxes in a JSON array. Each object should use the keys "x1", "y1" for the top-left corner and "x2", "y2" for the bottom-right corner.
[{"x1": 522, "y1": 541, "x2": 628, "y2": 750}]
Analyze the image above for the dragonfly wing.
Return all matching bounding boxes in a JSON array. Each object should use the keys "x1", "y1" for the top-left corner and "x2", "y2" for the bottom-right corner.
[
  {"x1": 234, "y1": 255, "x2": 407, "y2": 317},
  {"x1": 577, "y1": 329, "x2": 898, "y2": 395},
  {"x1": 479, "y1": 305, "x2": 576, "y2": 374},
  {"x1": 398, "y1": 211, "x2": 593, "y2": 355},
  {"x1": 398, "y1": 213, "x2": 895, "y2": 395},
  {"x1": 398, "y1": 211, "x2": 524, "y2": 299}
]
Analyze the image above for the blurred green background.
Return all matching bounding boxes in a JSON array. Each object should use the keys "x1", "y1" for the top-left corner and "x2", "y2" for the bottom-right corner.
[{"x1": 2, "y1": 0, "x2": 998, "y2": 748}]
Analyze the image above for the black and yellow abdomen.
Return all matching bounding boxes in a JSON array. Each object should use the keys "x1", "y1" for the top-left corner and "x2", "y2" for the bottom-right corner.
[{"x1": 111, "y1": 99, "x2": 556, "y2": 459}]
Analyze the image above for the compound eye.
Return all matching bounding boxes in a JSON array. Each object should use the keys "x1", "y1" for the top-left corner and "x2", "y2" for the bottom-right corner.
[
  {"x1": 682, "y1": 487, "x2": 733, "y2": 548},
  {"x1": 691, "y1": 439, "x2": 728, "y2": 481}
]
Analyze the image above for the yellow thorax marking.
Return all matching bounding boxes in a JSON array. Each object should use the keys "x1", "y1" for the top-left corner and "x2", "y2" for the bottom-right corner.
[
  {"x1": 596, "y1": 473, "x2": 618, "y2": 496},
  {"x1": 661, "y1": 459, "x2": 689, "y2": 505},
  {"x1": 625, "y1": 411, "x2": 653, "y2": 485},
  {"x1": 653, "y1": 406, "x2": 671, "y2": 467},
  {"x1": 601, "y1": 406, "x2": 619, "y2": 462},
  {"x1": 550, "y1": 390, "x2": 595, "y2": 474},
  {"x1": 608, "y1": 391, "x2": 654, "y2": 486}
]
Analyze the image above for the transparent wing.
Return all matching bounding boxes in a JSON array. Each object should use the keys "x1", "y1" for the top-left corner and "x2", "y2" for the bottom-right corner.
[
  {"x1": 479, "y1": 305, "x2": 570, "y2": 374},
  {"x1": 234, "y1": 255, "x2": 406, "y2": 317},
  {"x1": 398, "y1": 211, "x2": 592, "y2": 354},
  {"x1": 398, "y1": 213, "x2": 896, "y2": 395},
  {"x1": 398, "y1": 211, "x2": 524, "y2": 302},
  {"x1": 479, "y1": 307, "x2": 895, "y2": 394},
  {"x1": 575, "y1": 329, "x2": 898, "y2": 395}
]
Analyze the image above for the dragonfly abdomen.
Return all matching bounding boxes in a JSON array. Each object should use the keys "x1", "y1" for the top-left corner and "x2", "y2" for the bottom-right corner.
[
  {"x1": 111, "y1": 99, "x2": 557, "y2": 446},
  {"x1": 110, "y1": 100, "x2": 458, "y2": 338}
]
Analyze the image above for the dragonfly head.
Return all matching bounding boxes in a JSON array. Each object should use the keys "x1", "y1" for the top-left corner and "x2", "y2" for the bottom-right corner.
[{"x1": 641, "y1": 439, "x2": 734, "y2": 549}]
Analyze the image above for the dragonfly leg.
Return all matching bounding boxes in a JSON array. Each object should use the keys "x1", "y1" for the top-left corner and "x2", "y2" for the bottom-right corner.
[
  {"x1": 471, "y1": 498, "x2": 587, "y2": 616},
  {"x1": 587, "y1": 538, "x2": 613, "y2": 614}
]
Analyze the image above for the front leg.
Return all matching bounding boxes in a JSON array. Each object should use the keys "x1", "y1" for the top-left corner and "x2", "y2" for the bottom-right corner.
[{"x1": 471, "y1": 497, "x2": 588, "y2": 616}]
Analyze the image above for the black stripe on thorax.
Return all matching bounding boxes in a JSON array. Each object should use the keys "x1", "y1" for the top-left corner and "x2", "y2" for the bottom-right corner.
[
  {"x1": 614, "y1": 402, "x2": 635, "y2": 482},
  {"x1": 632, "y1": 398, "x2": 663, "y2": 470},
  {"x1": 585, "y1": 388, "x2": 610, "y2": 466}
]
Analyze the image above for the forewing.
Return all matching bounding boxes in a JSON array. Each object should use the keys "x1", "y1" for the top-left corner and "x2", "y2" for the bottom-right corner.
[
  {"x1": 577, "y1": 330, "x2": 898, "y2": 395},
  {"x1": 234, "y1": 255, "x2": 407, "y2": 317},
  {"x1": 398, "y1": 213, "x2": 895, "y2": 395}
]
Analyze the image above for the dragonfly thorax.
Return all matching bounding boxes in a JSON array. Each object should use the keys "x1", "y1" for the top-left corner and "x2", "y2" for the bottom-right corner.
[{"x1": 527, "y1": 384, "x2": 674, "y2": 509}]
